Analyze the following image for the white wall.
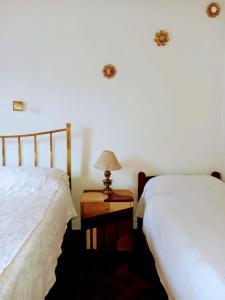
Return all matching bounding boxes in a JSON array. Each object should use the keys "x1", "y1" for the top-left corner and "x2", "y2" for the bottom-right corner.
[
  {"x1": 219, "y1": 25, "x2": 225, "y2": 175},
  {"x1": 0, "y1": 0, "x2": 225, "y2": 228}
]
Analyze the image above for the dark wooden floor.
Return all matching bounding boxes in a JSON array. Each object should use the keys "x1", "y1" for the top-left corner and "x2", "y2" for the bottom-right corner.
[{"x1": 46, "y1": 230, "x2": 168, "y2": 300}]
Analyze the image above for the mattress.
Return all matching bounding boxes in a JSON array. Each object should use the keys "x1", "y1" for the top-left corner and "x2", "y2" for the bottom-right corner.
[
  {"x1": 0, "y1": 167, "x2": 77, "y2": 300},
  {"x1": 136, "y1": 175, "x2": 225, "y2": 300}
]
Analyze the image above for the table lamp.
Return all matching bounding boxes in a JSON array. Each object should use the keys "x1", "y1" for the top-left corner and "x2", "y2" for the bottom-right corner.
[{"x1": 94, "y1": 150, "x2": 122, "y2": 194}]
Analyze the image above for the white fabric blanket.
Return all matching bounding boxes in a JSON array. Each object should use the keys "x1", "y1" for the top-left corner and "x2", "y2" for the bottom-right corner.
[{"x1": 0, "y1": 167, "x2": 71, "y2": 276}]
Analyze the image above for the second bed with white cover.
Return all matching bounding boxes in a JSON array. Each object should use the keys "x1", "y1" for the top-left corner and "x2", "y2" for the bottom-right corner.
[{"x1": 136, "y1": 175, "x2": 225, "y2": 300}]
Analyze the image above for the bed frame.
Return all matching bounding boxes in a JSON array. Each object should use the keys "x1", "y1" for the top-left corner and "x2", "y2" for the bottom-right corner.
[
  {"x1": 0, "y1": 123, "x2": 72, "y2": 188},
  {"x1": 137, "y1": 171, "x2": 221, "y2": 229}
]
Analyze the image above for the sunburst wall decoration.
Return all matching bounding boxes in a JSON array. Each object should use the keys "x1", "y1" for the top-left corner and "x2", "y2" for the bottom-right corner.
[
  {"x1": 207, "y1": 2, "x2": 221, "y2": 17},
  {"x1": 102, "y1": 64, "x2": 117, "y2": 79},
  {"x1": 154, "y1": 30, "x2": 170, "y2": 46}
]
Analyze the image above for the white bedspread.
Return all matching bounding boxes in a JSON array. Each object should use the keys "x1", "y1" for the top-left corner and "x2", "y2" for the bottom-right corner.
[
  {"x1": 137, "y1": 175, "x2": 225, "y2": 300},
  {"x1": 0, "y1": 167, "x2": 77, "y2": 300}
]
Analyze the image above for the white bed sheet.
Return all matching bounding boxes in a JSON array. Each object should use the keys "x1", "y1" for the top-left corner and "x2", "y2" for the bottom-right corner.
[
  {"x1": 137, "y1": 175, "x2": 225, "y2": 300},
  {"x1": 0, "y1": 167, "x2": 77, "y2": 300}
]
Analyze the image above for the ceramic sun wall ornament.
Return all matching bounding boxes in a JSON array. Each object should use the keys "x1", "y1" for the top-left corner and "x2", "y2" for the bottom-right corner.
[
  {"x1": 207, "y1": 2, "x2": 221, "y2": 18},
  {"x1": 154, "y1": 30, "x2": 169, "y2": 46},
  {"x1": 102, "y1": 64, "x2": 117, "y2": 79}
]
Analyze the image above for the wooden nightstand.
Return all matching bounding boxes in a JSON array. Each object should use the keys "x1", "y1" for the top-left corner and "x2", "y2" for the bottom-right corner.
[{"x1": 81, "y1": 189, "x2": 134, "y2": 252}]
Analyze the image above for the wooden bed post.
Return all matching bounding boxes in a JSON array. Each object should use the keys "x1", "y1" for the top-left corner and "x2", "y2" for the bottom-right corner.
[
  {"x1": 66, "y1": 123, "x2": 72, "y2": 190},
  {"x1": 211, "y1": 171, "x2": 221, "y2": 180},
  {"x1": 138, "y1": 172, "x2": 147, "y2": 200}
]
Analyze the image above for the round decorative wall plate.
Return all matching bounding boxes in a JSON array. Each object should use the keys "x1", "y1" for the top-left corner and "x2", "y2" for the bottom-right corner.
[
  {"x1": 154, "y1": 30, "x2": 169, "y2": 46},
  {"x1": 102, "y1": 64, "x2": 117, "y2": 79},
  {"x1": 207, "y1": 2, "x2": 221, "y2": 17}
]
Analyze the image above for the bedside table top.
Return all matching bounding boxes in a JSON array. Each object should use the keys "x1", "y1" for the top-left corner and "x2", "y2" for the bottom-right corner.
[{"x1": 81, "y1": 189, "x2": 134, "y2": 203}]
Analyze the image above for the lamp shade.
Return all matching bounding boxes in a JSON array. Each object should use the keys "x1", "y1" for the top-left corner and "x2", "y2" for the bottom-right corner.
[{"x1": 94, "y1": 151, "x2": 122, "y2": 171}]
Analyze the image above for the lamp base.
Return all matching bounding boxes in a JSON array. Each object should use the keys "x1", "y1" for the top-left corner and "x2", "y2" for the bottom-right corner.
[
  {"x1": 103, "y1": 170, "x2": 112, "y2": 195},
  {"x1": 103, "y1": 187, "x2": 112, "y2": 195}
]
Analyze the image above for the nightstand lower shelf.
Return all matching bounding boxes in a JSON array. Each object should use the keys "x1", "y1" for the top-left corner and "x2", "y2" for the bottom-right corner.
[{"x1": 82, "y1": 210, "x2": 133, "y2": 251}]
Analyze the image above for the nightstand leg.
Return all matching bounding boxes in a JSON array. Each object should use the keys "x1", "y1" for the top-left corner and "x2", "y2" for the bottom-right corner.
[
  {"x1": 86, "y1": 229, "x2": 91, "y2": 250},
  {"x1": 86, "y1": 228, "x2": 97, "y2": 250},
  {"x1": 93, "y1": 228, "x2": 97, "y2": 249}
]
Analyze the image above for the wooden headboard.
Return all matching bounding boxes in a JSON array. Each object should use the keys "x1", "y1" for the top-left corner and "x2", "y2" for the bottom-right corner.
[
  {"x1": 138, "y1": 171, "x2": 221, "y2": 200},
  {"x1": 0, "y1": 123, "x2": 72, "y2": 188}
]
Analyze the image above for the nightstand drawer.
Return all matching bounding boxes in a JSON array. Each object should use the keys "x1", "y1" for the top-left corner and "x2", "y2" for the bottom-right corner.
[
  {"x1": 110, "y1": 202, "x2": 133, "y2": 210},
  {"x1": 81, "y1": 201, "x2": 133, "y2": 219}
]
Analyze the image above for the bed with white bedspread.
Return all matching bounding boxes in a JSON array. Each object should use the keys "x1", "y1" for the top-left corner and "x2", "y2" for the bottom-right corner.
[
  {"x1": 0, "y1": 167, "x2": 76, "y2": 300},
  {"x1": 136, "y1": 174, "x2": 225, "y2": 300}
]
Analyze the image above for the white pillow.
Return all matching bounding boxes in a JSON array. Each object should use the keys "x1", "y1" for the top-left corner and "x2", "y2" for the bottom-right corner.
[{"x1": 135, "y1": 174, "x2": 224, "y2": 218}]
